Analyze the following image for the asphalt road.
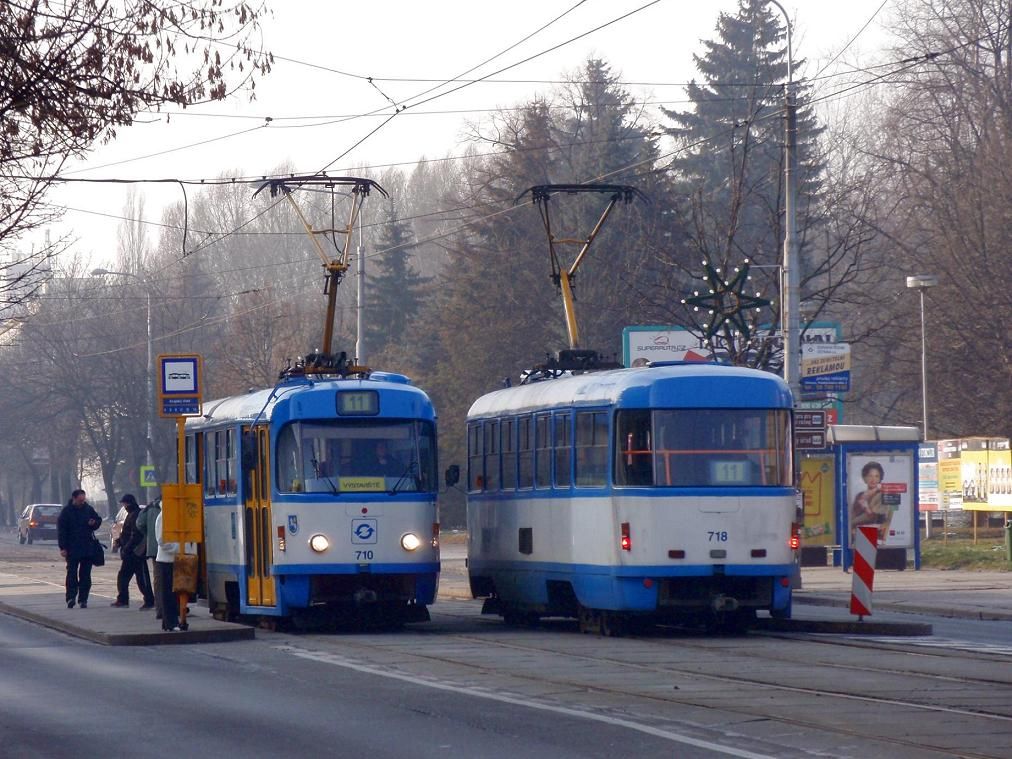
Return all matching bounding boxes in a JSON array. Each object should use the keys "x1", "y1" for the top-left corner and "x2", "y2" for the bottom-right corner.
[{"x1": 3, "y1": 530, "x2": 1012, "y2": 758}]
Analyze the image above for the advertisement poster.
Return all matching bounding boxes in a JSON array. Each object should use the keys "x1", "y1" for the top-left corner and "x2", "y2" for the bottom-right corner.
[
  {"x1": 960, "y1": 438, "x2": 991, "y2": 511},
  {"x1": 938, "y1": 439, "x2": 963, "y2": 510},
  {"x1": 987, "y1": 438, "x2": 1012, "y2": 509},
  {"x1": 800, "y1": 457, "x2": 835, "y2": 545},
  {"x1": 917, "y1": 443, "x2": 940, "y2": 512},
  {"x1": 847, "y1": 453, "x2": 914, "y2": 549},
  {"x1": 622, "y1": 326, "x2": 711, "y2": 366}
]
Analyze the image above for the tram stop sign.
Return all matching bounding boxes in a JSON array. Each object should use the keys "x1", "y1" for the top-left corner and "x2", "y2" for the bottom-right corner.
[{"x1": 157, "y1": 354, "x2": 203, "y2": 418}]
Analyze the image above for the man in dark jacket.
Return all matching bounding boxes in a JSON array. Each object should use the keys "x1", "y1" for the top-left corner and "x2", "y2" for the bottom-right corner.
[
  {"x1": 111, "y1": 494, "x2": 155, "y2": 608},
  {"x1": 57, "y1": 489, "x2": 103, "y2": 609}
]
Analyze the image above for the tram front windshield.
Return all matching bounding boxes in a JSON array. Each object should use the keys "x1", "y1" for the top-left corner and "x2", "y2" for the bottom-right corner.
[
  {"x1": 615, "y1": 409, "x2": 791, "y2": 487},
  {"x1": 276, "y1": 419, "x2": 436, "y2": 494}
]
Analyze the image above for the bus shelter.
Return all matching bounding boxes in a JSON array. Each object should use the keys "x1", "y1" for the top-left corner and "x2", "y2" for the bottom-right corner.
[{"x1": 828, "y1": 425, "x2": 922, "y2": 571}]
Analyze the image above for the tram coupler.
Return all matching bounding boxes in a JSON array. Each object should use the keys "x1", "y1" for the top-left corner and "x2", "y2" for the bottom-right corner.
[
  {"x1": 711, "y1": 594, "x2": 740, "y2": 612},
  {"x1": 353, "y1": 588, "x2": 379, "y2": 605}
]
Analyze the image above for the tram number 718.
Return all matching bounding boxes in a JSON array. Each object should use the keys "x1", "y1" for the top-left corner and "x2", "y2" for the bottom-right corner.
[{"x1": 708, "y1": 531, "x2": 729, "y2": 542}]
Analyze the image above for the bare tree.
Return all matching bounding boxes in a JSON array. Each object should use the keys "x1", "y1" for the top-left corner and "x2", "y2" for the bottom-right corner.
[{"x1": 0, "y1": 0, "x2": 272, "y2": 321}]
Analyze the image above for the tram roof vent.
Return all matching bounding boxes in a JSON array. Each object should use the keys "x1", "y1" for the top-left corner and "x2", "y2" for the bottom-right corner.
[{"x1": 369, "y1": 371, "x2": 412, "y2": 385}]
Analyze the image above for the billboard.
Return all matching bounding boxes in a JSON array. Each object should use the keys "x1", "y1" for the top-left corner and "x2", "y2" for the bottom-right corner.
[
  {"x1": 800, "y1": 457, "x2": 835, "y2": 545},
  {"x1": 846, "y1": 452, "x2": 915, "y2": 549},
  {"x1": 988, "y1": 438, "x2": 1012, "y2": 509},
  {"x1": 917, "y1": 443, "x2": 940, "y2": 512},
  {"x1": 938, "y1": 439, "x2": 963, "y2": 510},
  {"x1": 622, "y1": 326, "x2": 711, "y2": 366}
]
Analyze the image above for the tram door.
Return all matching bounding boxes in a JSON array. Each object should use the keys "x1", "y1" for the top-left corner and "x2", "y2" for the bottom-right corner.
[{"x1": 243, "y1": 425, "x2": 276, "y2": 607}]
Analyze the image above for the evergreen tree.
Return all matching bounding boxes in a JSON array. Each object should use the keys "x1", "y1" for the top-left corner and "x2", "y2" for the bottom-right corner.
[
  {"x1": 365, "y1": 198, "x2": 430, "y2": 359},
  {"x1": 661, "y1": 0, "x2": 825, "y2": 367}
]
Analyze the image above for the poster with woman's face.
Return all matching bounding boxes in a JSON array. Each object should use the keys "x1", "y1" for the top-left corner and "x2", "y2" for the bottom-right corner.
[{"x1": 847, "y1": 453, "x2": 914, "y2": 549}]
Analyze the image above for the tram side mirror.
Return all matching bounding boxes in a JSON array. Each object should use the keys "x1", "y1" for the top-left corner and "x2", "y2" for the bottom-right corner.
[
  {"x1": 241, "y1": 432, "x2": 259, "y2": 472},
  {"x1": 444, "y1": 464, "x2": 460, "y2": 488}
]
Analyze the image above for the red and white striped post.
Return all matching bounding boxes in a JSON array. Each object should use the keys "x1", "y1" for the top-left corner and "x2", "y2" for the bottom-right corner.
[{"x1": 850, "y1": 525, "x2": 878, "y2": 619}]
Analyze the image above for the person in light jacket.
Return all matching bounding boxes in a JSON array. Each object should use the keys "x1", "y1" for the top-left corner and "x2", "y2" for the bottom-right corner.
[{"x1": 154, "y1": 510, "x2": 181, "y2": 631}]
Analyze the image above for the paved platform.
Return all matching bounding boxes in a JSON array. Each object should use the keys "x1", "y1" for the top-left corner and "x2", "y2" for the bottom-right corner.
[{"x1": 0, "y1": 573, "x2": 254, "y2": 646}]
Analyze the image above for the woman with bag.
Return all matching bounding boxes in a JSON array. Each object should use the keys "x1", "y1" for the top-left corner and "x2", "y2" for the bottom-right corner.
[
  {"x1": 110, "y1": 494, "x2": 155, "y2": 609},
  {"x1": 57, "y1": 489, "x2": 103, "y2": 609}
]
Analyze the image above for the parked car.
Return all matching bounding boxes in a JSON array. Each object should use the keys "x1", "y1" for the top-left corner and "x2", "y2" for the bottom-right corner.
[{"x1": 18, "y1": 504, "x2": 62, "y2": 544}]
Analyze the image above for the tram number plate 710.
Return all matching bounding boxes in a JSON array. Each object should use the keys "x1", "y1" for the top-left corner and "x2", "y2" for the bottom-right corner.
[
  {"x1": 708, "y1": 531, "x2": 728, "y2": 542},
  {"x1": 355, "y1": 550, "x2": 374, "y2": 560}
]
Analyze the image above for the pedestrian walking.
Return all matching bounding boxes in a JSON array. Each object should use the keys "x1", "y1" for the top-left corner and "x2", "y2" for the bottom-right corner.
[
  {"x1": 154, "y1": 510, "x2": 181, "y2": 631},
  {"x1": 57, "y1": 489, "x2": 103, "y2": 609},
  {"x1": 136, "y1": 496, "x2": 163, "y2": 619},
  {"x1": 110, "y1": 494, "x2": 155, "y2": 608}
]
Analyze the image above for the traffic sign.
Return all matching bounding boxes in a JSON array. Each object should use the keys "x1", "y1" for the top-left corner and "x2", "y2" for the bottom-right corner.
[{"x1": 140, "y1": 465, "x2": 157, "y2": 487}]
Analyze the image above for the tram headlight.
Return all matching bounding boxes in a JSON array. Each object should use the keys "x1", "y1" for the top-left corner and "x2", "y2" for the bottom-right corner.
[
  {"x1": 309, "y1": 534, "x2": 330, "y2": 553},
  {"x1": 400, "y1": 532, "x2": 422, "y2": 552}
]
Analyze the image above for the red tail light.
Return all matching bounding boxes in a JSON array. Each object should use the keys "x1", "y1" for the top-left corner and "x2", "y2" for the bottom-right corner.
[
  {"x1": 620, "y1": 522, "x2": 631, "y2": 551},
  {"x1": 789, "y1": 522, "x2": 801, "y2": 551},
  {"x1": 29, "y1": 520, "x2": 38, "y2": 527}
]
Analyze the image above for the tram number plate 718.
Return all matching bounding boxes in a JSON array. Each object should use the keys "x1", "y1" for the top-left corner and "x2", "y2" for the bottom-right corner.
[{"x1": 708, "y1": 531, "x2": 728, "y2": 542}]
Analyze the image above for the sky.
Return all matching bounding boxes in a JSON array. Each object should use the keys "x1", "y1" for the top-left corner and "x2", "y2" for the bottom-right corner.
[{"x1": 43, "y1": 0, "x2": 897, "y2": 267}]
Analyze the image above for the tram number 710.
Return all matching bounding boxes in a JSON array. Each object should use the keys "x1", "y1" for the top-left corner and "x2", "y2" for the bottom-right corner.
[
  {"x1": 708, "y1": 531, "x2": 729, "y2": 542},
  {"x1": 356, "y1": 550, "x2": 374, "y2": 560}
]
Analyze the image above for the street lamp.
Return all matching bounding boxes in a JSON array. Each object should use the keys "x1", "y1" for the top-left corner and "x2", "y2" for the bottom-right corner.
[
  {"x1": 905, "y1": 274, "x2": 938, "y2": 440},
  {"x1": 91, "y1": 268, "x2": 154, "y2": 503}
]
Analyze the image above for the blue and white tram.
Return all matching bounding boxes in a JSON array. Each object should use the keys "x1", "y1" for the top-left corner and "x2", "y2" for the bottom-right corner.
[
  {"x1": 465, "y1": 362, "x2": 797, "y2": 633},
  {"x1": 185, "y1": 372, "x2": 440, "y2": 626}
]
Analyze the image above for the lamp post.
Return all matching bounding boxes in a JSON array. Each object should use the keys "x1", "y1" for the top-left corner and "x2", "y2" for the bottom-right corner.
[
  {"x1": 92, "y1": 268, "x2": 153, "y2": 503},
  {"x1": 767, "y1": 0, "x2": 801, "y2": 401},
  {"x1": 907, "y1": 274, "x2": 937, "y2": 537},
  {"x1": 906, "y1": 275, "x2": 937, "y2": 440}
]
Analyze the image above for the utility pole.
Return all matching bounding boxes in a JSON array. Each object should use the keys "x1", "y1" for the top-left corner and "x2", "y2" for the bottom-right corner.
[
  {"x1": 768, "y1": 0, "x2": 801, "y2": 401},
  {"x1": 356, "y1": 206, "x2": 366, "y2": 365}
]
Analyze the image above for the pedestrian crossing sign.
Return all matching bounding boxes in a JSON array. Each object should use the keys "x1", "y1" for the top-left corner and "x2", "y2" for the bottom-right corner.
[{"x1": 140, "y1": 465, "x2": 157, "y2": 487}]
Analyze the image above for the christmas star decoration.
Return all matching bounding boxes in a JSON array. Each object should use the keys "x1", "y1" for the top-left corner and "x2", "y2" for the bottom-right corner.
[{"x1": 681, "y1": 259, "x2": 772, "y2": 340}]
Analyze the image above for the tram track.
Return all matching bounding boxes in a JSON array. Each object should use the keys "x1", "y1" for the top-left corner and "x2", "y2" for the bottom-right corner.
[{"x1": 289, "y1": 604, "x2": 1012, "y2": 759}]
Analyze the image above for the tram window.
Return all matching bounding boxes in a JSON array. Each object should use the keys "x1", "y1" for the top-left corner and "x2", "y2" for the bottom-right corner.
[
  {"x1": 651, "y1": 409, "x2": 790, "y2": 487},
  {"x1": 575, "y1": 411, "x2": 608, "y2": 487},
  {"x1": 614, "y1": 410, "x2": 653, "y2": 486},
  {"x1": 277, "y1": 424, "x2": 301, "y2": 492},
  {"x1": 484, "y1": 420, "x2": 500, "y2": 491},
  {"x1": 553, "y1": 413, "x2": 571, "y2": 487},
  {"x1": 203, "y1": 432, "x2": 215, "y2": 497},
  {"x1": 502, "y1": 418, "x2": 517, "y2": 490},
  {"x1": 215, "y1": 431, "x2": 232, "y2": 495},
  {"x1": 467, "y1": 423, "x2": 483, "y2": 492},
  {"x1": 224, "y1": 429, "x2": 237, "y2": 494},
  {"x1": 518, "y1": 415, "x2": 533, "y2": 489},
  {"x1": 184, "y1": 435, "x2": 198, "y2": 485},
  {"x1": 534, "y1": 414, "x2": 551, "y2": 488}
]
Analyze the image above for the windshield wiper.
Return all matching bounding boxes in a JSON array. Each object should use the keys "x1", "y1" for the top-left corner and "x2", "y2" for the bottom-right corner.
[{"x1": 388, "y1": 461, "x2": 418, "y2": 495}]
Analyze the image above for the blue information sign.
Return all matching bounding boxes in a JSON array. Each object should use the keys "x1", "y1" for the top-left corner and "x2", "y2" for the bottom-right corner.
[
  {"x1": 801, "y1": 371, "x2": 851, "y2": 393},
  {"x1": 162, "y1": 396, "x2": 200, "y2": 416}
]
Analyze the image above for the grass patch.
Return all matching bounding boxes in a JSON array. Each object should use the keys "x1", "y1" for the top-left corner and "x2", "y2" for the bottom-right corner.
[{"x1": 919, "y1": 536, "x2": 1011, "y2": 571}]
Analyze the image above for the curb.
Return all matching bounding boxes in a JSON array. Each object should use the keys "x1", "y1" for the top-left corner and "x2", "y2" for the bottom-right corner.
[
  {"x1": 795, "y1": 593, "x2": 1012, "y2": 622},
  {"x1": 0, "y1": 600, "x2": 255, "y2": 646},
  {"x1": 754, "y1": 617, "x2": 933, "y2": 636}
]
